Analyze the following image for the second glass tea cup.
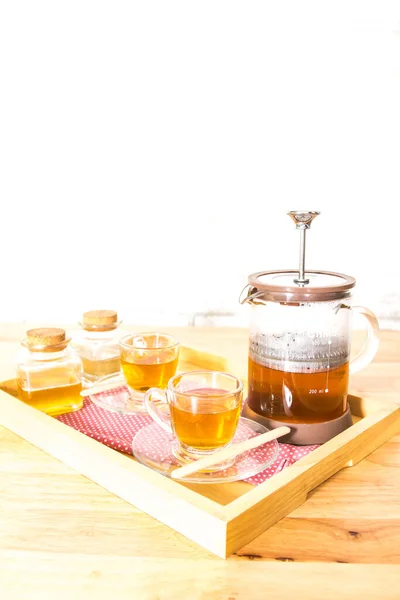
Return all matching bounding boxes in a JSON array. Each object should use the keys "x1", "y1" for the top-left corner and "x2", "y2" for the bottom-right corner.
[
  {"x1": 119, "y1": 333, "x2": 180, "y2": 408},
  {"x1": 144, "y1": 370, "x2": 243, "y2": 465}
]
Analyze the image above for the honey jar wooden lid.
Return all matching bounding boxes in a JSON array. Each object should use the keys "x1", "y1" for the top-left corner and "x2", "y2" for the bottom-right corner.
[
  {"x1": 25, "y1": 328, "x2": 69, "y2": 351},
  {"x1": 82, "y1": 310, "x2": 118, "y2": 330}
]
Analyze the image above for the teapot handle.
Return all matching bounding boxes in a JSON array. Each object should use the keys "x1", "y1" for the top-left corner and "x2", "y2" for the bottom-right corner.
[
  {"x1": 239, "y1": 284, "x2": 265, "y2": 305},
  {"x1": 350, "y1": 306, "x2": 380, "y2": 374}
]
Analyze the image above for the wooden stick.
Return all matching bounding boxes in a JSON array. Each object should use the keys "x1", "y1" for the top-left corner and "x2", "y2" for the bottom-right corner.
[
  {"x1": 80, "y1": 380, "x2": 128, "y2": 397},
  {"x1": 171, "y1": 426, "x2": 290, "y2": 480}
]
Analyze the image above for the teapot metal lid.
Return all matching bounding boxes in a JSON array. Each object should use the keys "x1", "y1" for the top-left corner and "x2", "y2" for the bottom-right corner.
[
  {"x1": 244, "y1": 269, "x2": 356, "y2": 303},
  {"x1": 241, "y1": 211, "x2": 356, "y2": 303}
]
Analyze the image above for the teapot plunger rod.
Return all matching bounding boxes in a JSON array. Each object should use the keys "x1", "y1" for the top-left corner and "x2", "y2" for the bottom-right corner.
[
  {"x1": 297, "y1": 228, "x2": 307, "y2": 284},
  {"x1": 288, "y1": 211, "x2": 320, "y2": 286}
]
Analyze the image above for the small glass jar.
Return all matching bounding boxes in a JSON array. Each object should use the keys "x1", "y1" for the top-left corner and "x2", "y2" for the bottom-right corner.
[
  {"x1": 74, "y1": 310, "x2": 123, "y2": 385},
  {"x1": 16, "y1": 328, "x2": 83, "y2": 416}
]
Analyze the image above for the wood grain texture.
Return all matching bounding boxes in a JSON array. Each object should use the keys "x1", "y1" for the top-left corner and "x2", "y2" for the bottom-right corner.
[
  {"x1": 1, "y1": 554, "x2": 399, "y2": 600},
  {"x1": 1, "y1": 327, "x2": 400, "y2": 598},
  {"x1": 2, "y1": 342, "x2": 399, "y2": 558}
]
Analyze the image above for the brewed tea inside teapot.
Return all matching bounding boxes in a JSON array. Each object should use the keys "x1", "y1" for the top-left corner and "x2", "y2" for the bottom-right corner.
[{"x1": 241, "y1": 211, "x2": 379, "y2": 444}]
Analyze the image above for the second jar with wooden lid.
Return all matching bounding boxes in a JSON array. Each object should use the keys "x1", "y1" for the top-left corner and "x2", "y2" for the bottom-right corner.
[{"x1": 74, "y1": 310, "x2": 123, "y2": 384}]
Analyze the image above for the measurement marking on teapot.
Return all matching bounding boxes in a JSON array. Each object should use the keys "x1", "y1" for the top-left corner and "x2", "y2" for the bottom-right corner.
[{"x1": 309, "y1": 389, "x2": 329, "y2": 394}]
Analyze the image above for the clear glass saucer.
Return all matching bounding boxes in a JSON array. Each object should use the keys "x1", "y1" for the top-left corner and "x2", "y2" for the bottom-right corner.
[
  {"x1": 86, "y1": 373, "x2": 148, "y2": 414},
  {"x1": 132, "y1": 417, "x2": 280, "y2": 483}
]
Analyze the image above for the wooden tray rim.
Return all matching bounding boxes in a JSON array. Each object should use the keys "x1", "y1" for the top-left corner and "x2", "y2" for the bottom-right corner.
[{"x1": 0, "y1": 344, "x2": 399, "y2": 558}]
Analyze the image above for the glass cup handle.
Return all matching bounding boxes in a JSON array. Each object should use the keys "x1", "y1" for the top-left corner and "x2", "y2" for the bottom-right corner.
[
  {"x1": 144, "y1": 388, "x2": 173, "y2": 433},
  {"x1": 350, "y1": 306, "x2": 380, "y2": 374}
]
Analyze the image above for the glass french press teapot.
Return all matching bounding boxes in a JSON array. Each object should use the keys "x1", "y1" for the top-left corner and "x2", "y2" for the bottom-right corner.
[{"x1": 240, "y1": 211, "x2": 379, "y2": 444}]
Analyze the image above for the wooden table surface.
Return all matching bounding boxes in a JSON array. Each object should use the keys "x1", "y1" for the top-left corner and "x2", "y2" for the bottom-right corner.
[{"x1": 1, "y1": 326, "x2": 400, "y2": 599}]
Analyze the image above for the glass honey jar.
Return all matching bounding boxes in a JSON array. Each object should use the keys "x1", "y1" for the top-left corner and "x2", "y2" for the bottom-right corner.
[
  {"x1": 16, "y1": 328, "x2": 83, "y2": 416},
  {"x1": 73, "y1": 310, "x2": 123, "y2": 385}
]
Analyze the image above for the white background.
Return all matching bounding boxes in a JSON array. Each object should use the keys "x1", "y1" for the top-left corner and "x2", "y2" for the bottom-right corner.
[{"x1": 1, "y1": 1, "x2": 399, "y2": 328}]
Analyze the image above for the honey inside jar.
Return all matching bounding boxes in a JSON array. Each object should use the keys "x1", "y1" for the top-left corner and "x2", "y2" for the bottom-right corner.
[
  {"x1": 17, "y1": 328, "x2": 83, "y2": 417},
  {"x1": 80, "y1": 356, "x2": 121, "y2": 380}
]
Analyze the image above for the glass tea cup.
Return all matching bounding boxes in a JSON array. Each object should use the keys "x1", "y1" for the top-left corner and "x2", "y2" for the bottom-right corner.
[
  {"x1": 144, "y1": 370, "x2": 243, "y2": 465},
  {"x1": 120, "y1": 333, "x2": 179, "y2": 404}
]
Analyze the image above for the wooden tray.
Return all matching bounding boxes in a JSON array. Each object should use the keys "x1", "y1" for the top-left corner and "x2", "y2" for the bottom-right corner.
[{"x1": 0, "y1": 343, "x2": 399, "y2": 558}]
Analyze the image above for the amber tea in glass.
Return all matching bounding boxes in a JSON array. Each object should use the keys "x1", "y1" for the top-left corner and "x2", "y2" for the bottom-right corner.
[
  {"x1": 248, "y1": 356, "x2": 349, "y2": 424},
  {"x1": 145, "y1": 371, "x2": 243, "y2": 461},
  {"x1": 170, "y1": 388, "x2": 241, "y2": 450},
  {"x1": 120, "y1": 333, "x2": 179, "y2": 392}
]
